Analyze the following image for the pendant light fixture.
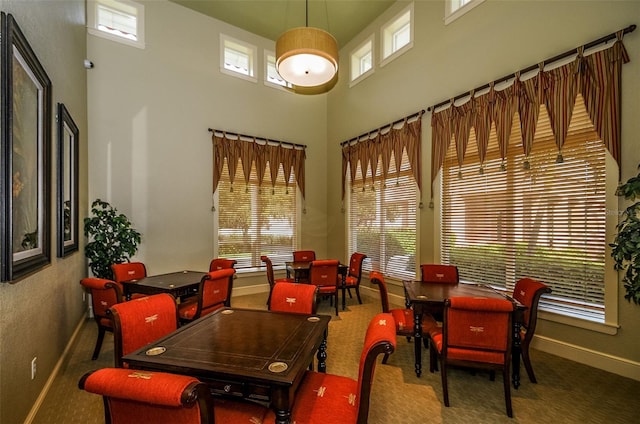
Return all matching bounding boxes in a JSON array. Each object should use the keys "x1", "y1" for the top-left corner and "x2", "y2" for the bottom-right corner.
[{"x1": 276, "y1": 0, "x2": 338, "y2": 92}]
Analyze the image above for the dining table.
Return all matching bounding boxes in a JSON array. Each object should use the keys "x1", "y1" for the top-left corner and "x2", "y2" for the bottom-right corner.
[
  {"x1": 402, "y1": 280, "x2": 527, "y2": 388},
  {"x1": 122, "y1": 307, "x2": 331, "y2": 424},
  {"x1": 285, "y1": 261, "x2": 350, "y2": 309},
  {"x1": 120, "y1": 270, "x2": 205, "y2": 300}
]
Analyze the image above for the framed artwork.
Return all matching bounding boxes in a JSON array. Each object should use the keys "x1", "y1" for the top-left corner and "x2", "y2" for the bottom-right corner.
[
  {"x1": 1, "y1": 13, "x2": 52, "y2": 281},
  {"x1": 56, "y1": 103, "x2": 79, "y2": 257}
]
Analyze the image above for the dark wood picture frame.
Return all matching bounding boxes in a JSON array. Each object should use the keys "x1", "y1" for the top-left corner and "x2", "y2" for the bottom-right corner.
[
  {"x1": 1, "y1": 13, "x2": 52, "y2": 281},
  {"x1": 56, "y1": 103, "x2": 79, "y2": 257}
]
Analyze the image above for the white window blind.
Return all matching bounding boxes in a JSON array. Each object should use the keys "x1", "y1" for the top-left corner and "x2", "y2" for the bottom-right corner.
[
  {"x1": 348, "y1": 149, "x2": 418, "y2": 280},
  {"x1": 441, "y1": 94, "x2": 606, "y2": 321},
  {"x1": 217, "y1": 159, "x2": 298, "y2": 269}
]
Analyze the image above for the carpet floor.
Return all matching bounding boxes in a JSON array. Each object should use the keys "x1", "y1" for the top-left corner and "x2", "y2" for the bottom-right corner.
[{"x1": 31, "y1": 292, "x2": 638, "y2": 423}]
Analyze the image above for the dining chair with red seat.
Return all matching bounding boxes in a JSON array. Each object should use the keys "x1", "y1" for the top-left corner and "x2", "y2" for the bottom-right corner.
[
  {"x1": 209, "y1": 257, "x2": 237, "y2": 272},
  {"x1": 308, "y1": 259, "x2": 340, "y2": 316},
  {"x1": 512, "y1": 277, "x2": 552, "y2": 383},
  {"x1": 80, "y1": 277, "x2": 125, "y2": 360},
  {"x1": 420, "y1": 263, "x2": 459, "y2": 284},
  {"x1": 261, "y1": 255, "x2": 295, "y2": 306},
  {"x1": 370, "y1": 271, "x2": 437, "y2": 364},
  {"x1": 178, "y1": 268, "x2": 236, "y2": 324},
  {"x1": 109, "y1": 293, "x2": 179, "y2": 368},
  {"x1": 263, "y1": 312, "x2": 396, "y2": 424},
  {"x1": 293, "y1": 250, "x2": 316, "y2": 261},
  {"x1": 269, "y1": 282, "x2": 318, "y2": 314},
  {"x1": 111, "y1": 262, "x2": 148, "y2": 300},
  {"x1": 79, "y1": 367, "x2": 269, "y2": 424},
  {"x1": 344, "y1": 252, "x2": 368, "y2": 305},
  {"x1": 429, "y1": 296, "x2": 515, "y2": 417}
]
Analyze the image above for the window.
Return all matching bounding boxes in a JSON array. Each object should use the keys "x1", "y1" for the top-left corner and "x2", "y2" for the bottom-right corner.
[
  {"x1": 215, "y1": 145, "x2": 301, "y2": 269},
  {"x1": 87, "y1": 0, "x2": 145, "y2": 48},
  {"x1": 440, "y1": 94, "x2": 610, "y2": 324},
  {"x1": 350, "y1": 35, "x2": 374, "y2": 85},
  {"x1": 264, "y1": 51, "x2": 292, "y2": 89},
  {"x1": 220, "y1": 34, "x2": 258, "y2": 82},
  {"x1": 348, "y1": 148, "x2": 418, "y2": 281},
  {"x1": 445, "y1": 0, "x2": 485, "y2": 25},
  {"x1": 380, "y1": 3, "x2": 413, "y2": 67}
]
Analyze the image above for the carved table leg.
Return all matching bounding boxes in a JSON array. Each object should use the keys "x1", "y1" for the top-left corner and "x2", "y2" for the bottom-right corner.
[
  {"x1": 512, "y1": 319, "x2": 522, "y2": 389},
  {"x1": 413, "y1": 310, "x2": 422, "y2": 377},
  {"x1": 317, "y1": 330, "x2": 327, "y2": 373}
]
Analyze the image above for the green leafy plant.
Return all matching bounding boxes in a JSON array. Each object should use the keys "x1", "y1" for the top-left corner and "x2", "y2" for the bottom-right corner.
[
  {"x1": 610, "y1": 165, "x2": 640, "y2": 304},
  {"x1": 84, "y1": 199, "x2": 141, "y2": 279}
]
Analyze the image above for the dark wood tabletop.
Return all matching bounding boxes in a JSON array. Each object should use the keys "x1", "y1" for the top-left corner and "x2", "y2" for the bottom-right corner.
[
  {"x1": 285, "y1": 261, "x2": 350, "y2": 309},
  {"x1": 403, "y1": 280, "x2": 526, "y2": 388},
  {"x1": 120, "y1": 270, "x2": 205, "y2": 300},
  {"x1": 123, "y1": 307, "x2": 331, "y2": 424}
]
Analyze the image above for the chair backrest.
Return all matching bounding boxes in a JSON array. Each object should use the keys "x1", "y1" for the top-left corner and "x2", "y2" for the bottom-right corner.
[
  {"x1": 369, "y1": 271, "x2": 390, "y2": 313},
  {"x1": 261, "y1": 255, "x2": 276, "y2": 288},
  {"x1": 209, "y1": 258, "x2": 237, "y2": 272},
  {"x1": 308, "y1": 259, "x2": 339, "y2": 288},
  {"x1": 347, "y1": 252, "x2": 368, "y2": 280},
  {"x1": 420, "y1": 264, "x2": 459, "y2": 284},
  {"x1": 196, "y1": 268, "x2": 236, "y2": 318},
  {"x1": 443, "y1": 297, "x2": 514, "y2": 362},
  {"x1": 355, "y1": 313, "x2": 397, "y2": 423},
  {"x1": 79, "y1": 368, "x2": 214, "y2": 424},
  {"x1": 80, "y1": 278, "x2": 124, "y2": 324},
  {"x1": 111, "y1": 262, "x2": 147, "y2": 283},
  {"x1": 513, "y1": 277, "x2": 551, "y2": 332},
  {"x1": 269, "y1": 282, "x2": 318, "y2": 314},
  {"x1": 109, "y1": 294, "x2": 178, "y2": 367},
  {"x1": 293, "y1": 250, "x2": 316, "y2": 261}
]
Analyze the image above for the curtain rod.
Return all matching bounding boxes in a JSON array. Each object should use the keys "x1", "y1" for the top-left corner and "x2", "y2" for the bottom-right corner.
[
  {"x1": 340, "y1": 109, "x2": 425, "y2": 147},
  {"x1": 428, "y1": 24, "x2": 636, "y2": 112},
  {"x1": 208, "y1": 128, "x2": 306, "y2": 149}
]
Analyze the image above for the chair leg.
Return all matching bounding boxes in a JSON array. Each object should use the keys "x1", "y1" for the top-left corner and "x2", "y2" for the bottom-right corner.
[
  {"x1": 92, "y1": 326, "x2": 106, "y2": 360},
  {"x1": 334, "y1": 293, "x2": 338, "y2": 316},
  {"x1": 441, "y1": 361, "x2": 450, "y2": 407},
  {"x1": 503, "y1": 366, "x2": 513, "y2": 418},
  {"x1": 521, "y1": 345, "x2": 537, "y2": 383},
  {"x1": 347, "y1": 288, "x2": 353, "y2": 299},
  {"x1": 355, "y1": 287, "x2": 362, "y2": 304},
  {"x1": 382, "y1": 353, "x2": 390, "y2": 364}
]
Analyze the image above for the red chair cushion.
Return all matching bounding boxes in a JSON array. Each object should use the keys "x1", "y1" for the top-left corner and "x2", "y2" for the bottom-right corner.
[
  {"x1": 214, "y1": 398, "x2": 269, "y2": 423},
  {"x1": 270, "y1": 282, "x2": 316, "y2": 314}
]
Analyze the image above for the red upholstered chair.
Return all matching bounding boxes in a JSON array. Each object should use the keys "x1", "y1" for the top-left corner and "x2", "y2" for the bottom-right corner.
[
  {"x1": 178, "y1": 268, "x2": 235, "y2": 324},
  {"x1": 512, "y1": 277, "x2": 552, "y2": 383},
  {"x1": 370, "y1": 271, "x2": 437, "y2": 364},
  {"x1": 263, "y1": 313, "x2": 396, "y2": 424},
  {"x1": 261, "y1": 255, "x2": 294, "y2": 306},
  {"x1": 420, "y1": 263, "x2": 459, "y2": 284},
  {"x1": 430, "y1": 296, "x2": 515, "y2": 417},
  {"x1": 209, "y1": 257, "x2": 237, "y2": 272},
  {"x1": 80, "y1": 277, "x2": 125, "y2": 360},
  {"x1": 109, "y1": 293, "x2": 179, "y2": 368},
  {"x1": 308, "y1": 259, "x2": 340, "y2": 316},
  {"x1": 269, "y1": 282, "x2": 318, "y2": 314},
  {"x1": 79, "y1": 368, "x2": 269, "y2": 424},
  {"x1": 111, "y1": 261, "x2": 147, "y2": 283},
  {"x1": 344, "y1": 252, "x2": 368, "y2": 305},
  {"x1": 293, "y1": 250, "x2": 316, "y2": 261}
]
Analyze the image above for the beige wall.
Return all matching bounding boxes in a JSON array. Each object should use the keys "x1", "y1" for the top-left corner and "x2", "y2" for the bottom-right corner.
[
  {"x1": 87, "y1": 0, "x2": 329, "y2": 290},
  {"x1": 327, "y1": 1, "x2": 640, "y2": 376},
  {"x1": 0, "y1": 1, "x2": 88, "y2": 423}
]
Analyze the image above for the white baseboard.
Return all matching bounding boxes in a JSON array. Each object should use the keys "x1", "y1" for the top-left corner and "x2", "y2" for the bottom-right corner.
[
  {"x1": 532, "y1": 335, "x2": 640, "y2": 382},
  {"x1": 24, "y1": 315, "x2": 87, "y2": 424}
]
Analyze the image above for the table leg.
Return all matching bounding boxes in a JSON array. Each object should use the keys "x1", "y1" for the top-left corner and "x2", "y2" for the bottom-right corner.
[
  {"x1": 274, "y1": 409, "x2": 291, "y2": 424},
  {"x1": 413, "y1": 310, "x2": 423, "y2": 377},
  {"x1": 317, "y1": 330, "x2": 327, "y2": 373},
  {"x1": 512, "y1": 319, "x2": 522, "y2": 389}
]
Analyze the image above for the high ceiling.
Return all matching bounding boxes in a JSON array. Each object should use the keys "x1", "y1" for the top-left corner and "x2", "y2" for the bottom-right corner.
[{"x1": 169, "y1": 0, "x2": 396, "y2": 48}]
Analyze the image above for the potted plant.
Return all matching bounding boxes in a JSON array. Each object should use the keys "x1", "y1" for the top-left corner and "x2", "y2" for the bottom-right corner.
[
  {"x1": 610, "y1": 165, "x2": 640, "y2": 304},
  {"x1": 84, "y1": 199, "x2": 142, "y2": 279}
]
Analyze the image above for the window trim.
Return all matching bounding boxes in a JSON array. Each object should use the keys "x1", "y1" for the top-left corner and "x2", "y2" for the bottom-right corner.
[
  {"x1": 264, "y1": 50, "x2": 293, "y2": 91},
  {"x1": 444, "y1": 0, "x2": 486, "y2": 25},
  {"x1": 220, "y1": 34, "x2": 258, "y2": 83},
  {"x1": 349, "y1": 34, "x2": 375, "y2": 87},
  {"x1": 380, "y1": 2, "x2": 414, "y2": 68},
  {"x1": 87, "y1": 0, "x2": 145, "y2": 49}
]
